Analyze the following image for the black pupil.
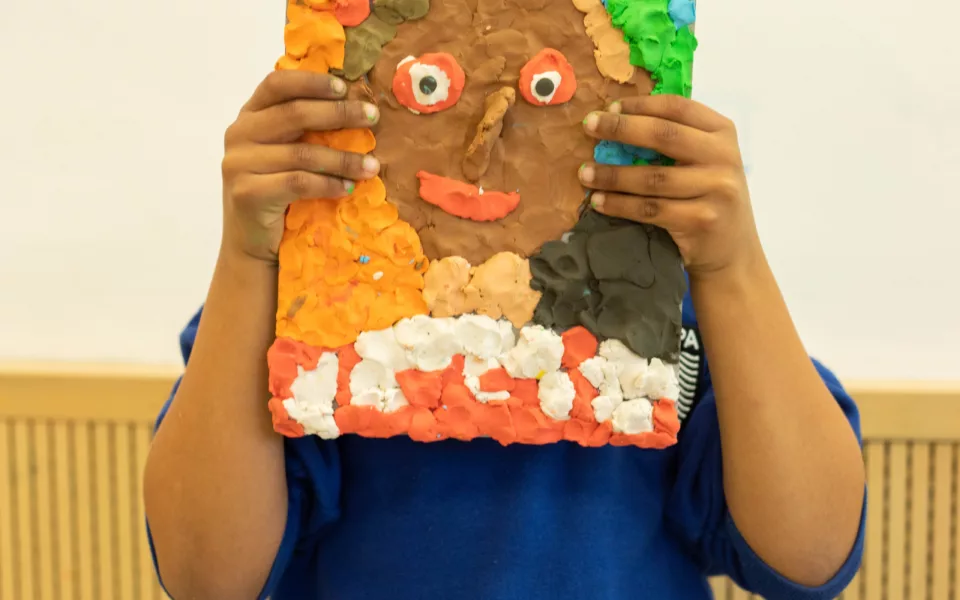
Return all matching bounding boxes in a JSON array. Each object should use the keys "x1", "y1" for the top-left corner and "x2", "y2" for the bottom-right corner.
[
  {"x1": 535, "y1": 78, "x2": 555, "y2": 97},
  {"x1": 419, "y1": 76, "x2": 438, "y2": 95}
]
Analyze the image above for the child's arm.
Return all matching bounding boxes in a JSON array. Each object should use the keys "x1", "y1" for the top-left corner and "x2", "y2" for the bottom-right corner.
[
  {"x1": 143, "y1": 70, "x2": 381, "y2": 599},
  {"x1": 579, "y1": 95, "x2": 865, "y2": 587}
]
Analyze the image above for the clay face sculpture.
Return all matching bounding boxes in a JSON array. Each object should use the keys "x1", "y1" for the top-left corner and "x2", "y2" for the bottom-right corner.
[{"x1": 268, "y1": 0, "x2": 698, "y2": 449}]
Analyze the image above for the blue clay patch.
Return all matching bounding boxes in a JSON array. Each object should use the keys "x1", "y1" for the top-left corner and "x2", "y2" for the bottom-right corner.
[
  {"x1": 594, "y1": 141, "x2": 660, "y2": 165},
  {"x1": 668, "y1": 0, "x2": 696, "y2": 30}
]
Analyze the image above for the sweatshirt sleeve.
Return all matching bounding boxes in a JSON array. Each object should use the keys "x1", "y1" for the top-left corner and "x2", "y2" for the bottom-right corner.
[
  {"x1": 147, "y1": 308, "x2": 343, "y2": 599},
  {"x1": 665, "y1": 359, "x2": 867, "y2": 600}
]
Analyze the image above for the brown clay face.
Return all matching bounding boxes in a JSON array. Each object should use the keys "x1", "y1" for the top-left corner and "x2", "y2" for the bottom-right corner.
[{"x1": 365, "y1": 0, "x2": 651, "y2": 264}]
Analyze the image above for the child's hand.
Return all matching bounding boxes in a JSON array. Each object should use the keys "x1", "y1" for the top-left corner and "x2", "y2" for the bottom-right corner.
[
  {"x1": 221, "y1": 71, "x2": 380, "y2": 263},
  {"x1": 579, "y1": 96, "x2": 761, "y2": 281}
]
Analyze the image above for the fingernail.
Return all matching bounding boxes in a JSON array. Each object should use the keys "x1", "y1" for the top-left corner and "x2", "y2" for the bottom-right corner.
[
  {"x1": 363, "y1": 103, "x2": 379, "y2": 122},
  {"x1": 343, "y1": 180, "x2": 355, "y2": 194},
  {"x1": 579, "y1": 164, "x2": 595, "y2": 183},
  {"x1": 591, "y1": 193, "x2": 605, "y2": 209},
  {"x1": 362, "y1": 155, "x2": 380, "y2": 174},
  {"x1": 331, "y1": 78, "x2": 346, "y2": 95},
  {"x1": 608, "y1": 101, "x2": 622, "y2": 114},
  {"x1": 583, "y1": 112, "x2": 599, "y2": 131}
]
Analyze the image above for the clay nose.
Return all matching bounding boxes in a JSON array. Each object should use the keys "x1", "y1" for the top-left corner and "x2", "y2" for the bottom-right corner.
[{"x1": 462, "y1": 86, "x2": 516, "y2": 183}]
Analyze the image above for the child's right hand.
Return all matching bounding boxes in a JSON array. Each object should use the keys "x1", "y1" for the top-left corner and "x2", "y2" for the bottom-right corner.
[{"x1": 220, "y1": 70, "x2": 380, "y2": 263}]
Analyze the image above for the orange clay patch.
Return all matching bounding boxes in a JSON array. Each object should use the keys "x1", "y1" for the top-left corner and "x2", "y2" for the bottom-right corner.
[
  {"x1": 441, "y1": 354, "x2": 466, "y2": 388},
  {"x1": 519, "y1": 49, "x2": 577, "y2": 106},
  {"x1": 335, "y1": 344, "x2": 362, "y2": 407},
  {"x1": 268, "y1": 397, "x2": 306, "y2": 438},
  {"x1": 333, "y1": 0, "x2": 370, "y2": 27},
  {"x1": 396, "y1": 369, "x2": 443, "y2": 409},
  {"x1": 417, "y1": 172, "x2": 521, "y2": 222},
  {"x1": 479, "y1": 368, "x2": 515, "y2": 392},
  {"x1": 568, "y1": 369, "x2": 598, "y2": 422},
  {"x1": 267, "y1": 337, "x2": 327, "y2": 399},
  {"x1": 278, "y1": 4, "x2": 345, "y2": 73},
  {"x1": 510, "y1": 379, "x2": 541, "y2": 407},
  {"x1": 274, "y1": 0, "x2": 429, "y2": 351},
  {"x1": 561, "y1": 326, "x2": 599, "y2": 369},
  {"x1": 653, "y1": 399, "x2": 681, "y2": 439}
]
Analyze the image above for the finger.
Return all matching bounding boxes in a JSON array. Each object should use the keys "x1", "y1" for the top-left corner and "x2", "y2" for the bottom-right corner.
[
  {"x1": 223, "y1": 143, "x2": 380, "y2": 181},
  {"x1": 609, "y1": 95, "x2": 732, "y2": 133},
  {"x1": 243, "y1": 71, "x2": 348, "y2": 112},
  {"x1": 579, "y1": 163, "x2": 713, "y2": 199},
  {"x1": 589, "y1": 192, "x2": 715, "y2": 232},
  {"x1": 583, "y1": 111, "x2": 729, "y2": 165},
  {"x1": 232, "y1": 100, "x2": 379, "y2": 144},
  {"x1": 232, "y1": 171, "x2": 355, "y2": 208}
]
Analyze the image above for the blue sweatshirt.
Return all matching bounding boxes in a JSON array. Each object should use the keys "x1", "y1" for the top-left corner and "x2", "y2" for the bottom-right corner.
[{"x1": 150, "y1": 294, "x2": 866, "y2": 599}]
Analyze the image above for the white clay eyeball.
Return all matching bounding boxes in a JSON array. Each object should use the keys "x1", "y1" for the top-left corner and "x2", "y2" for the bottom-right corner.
[
  {"x1": 407, "y1": 62, "x2": 452, "y2": 108},
  {"x1": 529, "y1": 71, "x2": 563, "y2": 104}
]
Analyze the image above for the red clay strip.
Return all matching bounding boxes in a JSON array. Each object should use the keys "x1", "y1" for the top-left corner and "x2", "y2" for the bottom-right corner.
[{"x1": 417, "y1": 171, "x2": 521, "y2": 221}]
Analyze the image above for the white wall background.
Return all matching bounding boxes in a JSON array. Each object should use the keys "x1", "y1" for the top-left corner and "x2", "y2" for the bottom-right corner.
[{"x1": 1, "y1": 0, "x2": 958, "y2": 379}]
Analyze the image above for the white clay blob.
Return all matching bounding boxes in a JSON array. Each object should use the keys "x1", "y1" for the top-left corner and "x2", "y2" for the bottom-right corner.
[
  {"x1": 408, "y1": 62, "x2": 452, "y2": 107},
  {"x1": 502, "y1": 324, "x2": 565, "y2": 379},
  {"x1": 282, "y1": 399, "x2": 340, "y2": 439},
  {"x1": 538, "y1": 371, "x2": 575, "y2": 420},
  {"x1": 457, "y1": 315, "x2": 508, "y2": 359},
  {"x1": 288, "y1": 353, "x2": 339, "y2": 412},
  {"x1": 349, "y1": 359, "x2": 397, "y2": 396},
  {"x1": 591, "y1": 394, "x2": 622, "y2": 423},
  {"x1": 612, "y1": 398, "x2": 654, "y2": 435},
  {"x1": 394, "y1": 315, "x2": 461, "y2": 371},
  {"x1": 529, "y1": 70, "x2": 562, "y2": 104},
  {"x1": 382, "y1": 388, "x2": 410, "y2": 413},
  {"x1": 645, "y1": 358, "x2": 680, "y2": 401},
  {"x1": 355, "y1": 328, "x2": 412, "y2": 372}
]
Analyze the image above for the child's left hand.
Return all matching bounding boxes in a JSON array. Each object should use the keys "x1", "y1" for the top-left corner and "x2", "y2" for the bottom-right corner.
[{"x1": 579, "y1": 96, "x2": 762, "y2": 282}]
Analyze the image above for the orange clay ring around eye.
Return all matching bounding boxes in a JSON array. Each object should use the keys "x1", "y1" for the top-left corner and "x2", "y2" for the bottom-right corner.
[
  {"x1": 519, "y1": 49, "x2": 577, "y2": 106},
  {"x1": 393, "y1": 53, "x2": 466, "y2": 114}
]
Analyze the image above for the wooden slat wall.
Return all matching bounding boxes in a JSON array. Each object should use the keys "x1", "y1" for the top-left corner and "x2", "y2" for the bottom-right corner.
[
  {"x1": 0, "y1": 419, "x2": 165, "y2": 600},
  {"x1": 1, "y1": 365, "x2": 959, "y2": 600}
]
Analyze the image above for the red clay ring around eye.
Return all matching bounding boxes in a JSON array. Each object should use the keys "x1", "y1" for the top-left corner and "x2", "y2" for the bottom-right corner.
[
  {"x1": 392, "y1": 53, "x2": 466, "y2": 114},
  {"x1": 519, "y1": 48, "x2": 576, "y2": 106}
]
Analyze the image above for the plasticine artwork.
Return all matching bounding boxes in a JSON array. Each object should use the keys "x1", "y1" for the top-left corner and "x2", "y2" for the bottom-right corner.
[{"x1": 267, "y1": 0, "x2": 698, "y2": 448}]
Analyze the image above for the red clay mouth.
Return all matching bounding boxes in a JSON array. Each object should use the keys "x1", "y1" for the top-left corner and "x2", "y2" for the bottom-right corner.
[{"x1": 417, "y1": 171, "x2": 520, "y2": 222}]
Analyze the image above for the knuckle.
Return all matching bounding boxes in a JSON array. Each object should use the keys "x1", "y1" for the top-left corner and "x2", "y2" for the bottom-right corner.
[
  {"x1": 714, "y1": 171, "x2": 742, "y2": 198},
  {"x1": 594, "y1": 165, "x2": 617, "y2": 189},
  {"x1": 221, "y1": 154, "x2": 237, "y2": 177},
  {"x1": 230, "y1": 178, "x2": 257, "y2": 206},
  {"x1": 652, "y1": 119, "x2": 680, "y2": 143},
  {"x1": 285, "y1": 171, "x2": 312, "y2": 196},
  {"x1": 610, "y1": 114, "x2": 628, "y2": 138},
  {"x1": 645, "y1": 168, "x2": 668, "y2": 191},
  {"x1": 280, "y1": 99, "x2": 305, "y2": 126},
  {"x1": 263, "y1": 70, "x2": 285, "y2": 93},
  {"x1": 660, "y1": 95, "x2": 687, "y2": 121},
  {"x1": 223, "y1": 122, "x2": 242, "y2": 147},
  {"x1": 641, "y1": 198, "x2": 661, "y2": 220},
  {"x1": 333, "y1": 101, "x2": 349, "y2": 126},
  {"x1": 695, "y1": 207, "x2": 720, "y2": 230},
  {"x1": 293, "y1": 144, "x2": 314, "y2": 170},
  {"x1": 340, "y1": 151, "x2": 363, "y2": 176}
]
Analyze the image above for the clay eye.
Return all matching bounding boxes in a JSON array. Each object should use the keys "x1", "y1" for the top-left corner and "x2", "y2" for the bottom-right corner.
[
  {"x1": 519, "y1": 49, "x2": 576, "y2": 106},
  {"x1": 392, "y1": 53, "x2": 465, "y2": 114}
]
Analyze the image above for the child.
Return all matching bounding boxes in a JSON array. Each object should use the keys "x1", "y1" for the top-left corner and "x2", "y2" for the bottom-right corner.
[{"x1": 143, "y1": 67, "x2": 866, "y2": 600}]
